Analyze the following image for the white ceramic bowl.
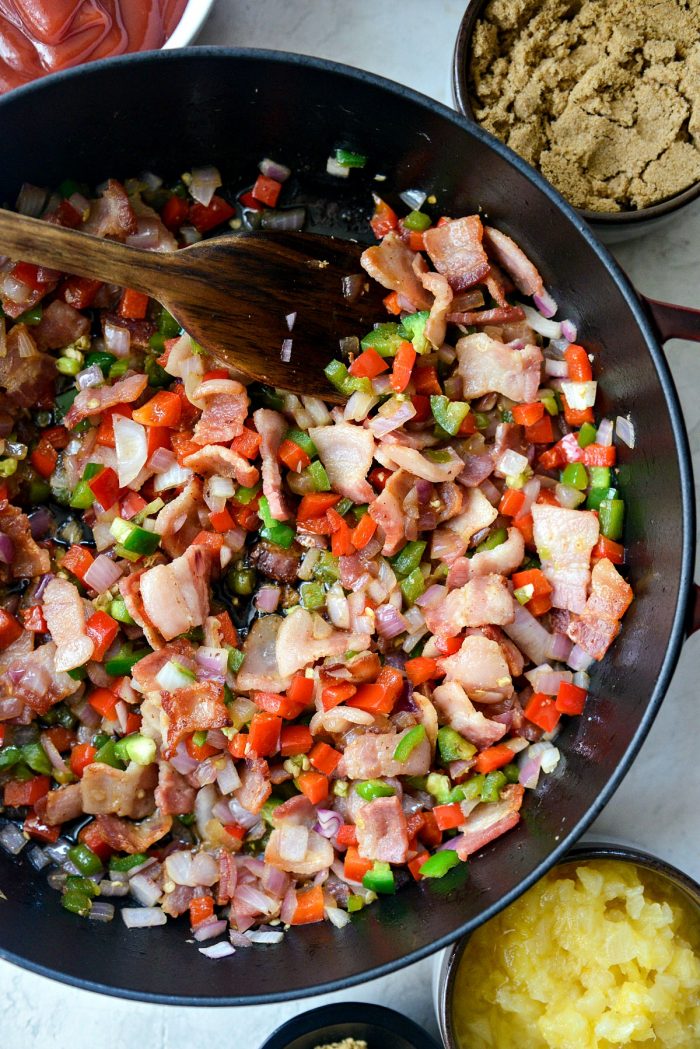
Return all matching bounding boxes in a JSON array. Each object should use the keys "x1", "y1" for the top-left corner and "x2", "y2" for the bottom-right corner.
[{"x1": 162, "y1": 0, "x2": 217, "y2": 48}]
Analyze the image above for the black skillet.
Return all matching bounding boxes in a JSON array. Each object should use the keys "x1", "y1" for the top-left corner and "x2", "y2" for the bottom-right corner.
[{"x1": 0, "y1": 48, "x2": 696, "y2": 1005}]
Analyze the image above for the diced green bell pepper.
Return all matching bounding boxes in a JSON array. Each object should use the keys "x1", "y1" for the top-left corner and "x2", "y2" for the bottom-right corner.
[
  {"x1": 347, "y1": 894, "x2": 364, "y2": 913},
  {"x1": 402, "y1": 210, "x2": 431, "y2": 232},
  {"x1": 114, "y1": 733, "x2": 156, "y2": 766},
  {"x1": 258, "y1": 495, "x2": 295, "y2": 548},
  {"x1": 430, "y1": 395, "x2": 470, "y2": 436},
  {"x1": 599, "y1": 498, "x2": 624, "y2": 540},
  {"x1": 334, "y1": 148, "x2": 367, "y2": 168},
  {"x1": 460, "y1": 774, "x2": 485, "y2": 802},
  {"x1": 324, "y1": 359, "x2": 372, "y2": 395},
  {"x1": 476, "y1": 527, "x2": 508, "y2": 553},
  {"x1": 588, "y1": 466, "x2": 612, "y2": 489},
  {"x1": 110, "y1": 517, "x2": 161, "y2": 556},
  {"x1": 362, "y1": 860, "x2": 396, "y2": 894},
  {"x1": 356, "y1": 779, "x2": 396, "y2": 802},
  {"x1": 54, "y1": 387, "x2": 79, "y2": 422},
  {"x1": 538, "y1": 389, "x2": 560, "y2": 416},
  {"x1": 400, "y1": 566, "x2": 425, "y2": 605},
  {"x1": 227, "y1": 647, "x2": 245, "y2": 674},
  {"x1": 284, "y1": 428, "x2": 317, "y2": 458},
  {"x1": 586, "y1": 486, "x2": 617, "y2": 511},
  {"x1": 419, "y1": 850, "x2": 461, "y2": 879},
  {"x1": 503, "y1": 763, "x2": 521, "y2": 784},
  {"x1": 157, "y1": 307, "x2": 182, "y2": 337},
  {"x1": 104, "y1": 646, "x2": 149, "y2": 677},
  {"x1": 65, "y1": 875, "x2": 100, "y2": 897},
  {"x1": 360, "y1": 322, "x2": 403, "y2": 357},
  {"x1": 86, "y1": 350, "x2": 116, "y2": 371},
  {"x1": 480, "y1": 770, "x2": 508, "y2": 803},
  {"x1": 69, "y1": 479, "x2": 95, "y2": 510},
  {"x1": 437, "y1": 727, "x2": 476, "y2": 764},
  {"x1": 426, "y1": 772, "x2": 452, "y2": 804},
  {"x1": 67, "y1": 843, "x2": 103, "y2": 876},
  {"x1": 392, "y1": 724, "x2": 426, "y2": 763},
  {"x1": 61, "y1": 891, "x2": 92, "y2": 917},
  {"x1": 577, "y1": 422, "x2": 597, "y2": 447},
  {"x1": 300, "y1": 581, "x2": 326, "y2": 610},
  {"x1": 16, "y1": 304, "x2": 42, "y2": 326},
  {"x1": 0, "y1": 746, "x2": 21, "y2": 772},
  {"x1": 234, "y1": 483, "x2": 260, "y2": 505},
  {"x1": 399, "y1": 310, "x2": 430, "y2": 355},
  {"x1": 109, "y1": 852, "x2": 148, "y2": 872},
  {"x1": 390, "y1": 540, "x2": 426, "y2": 578},
  {"x1": 94, "y1": 739, "x2": 124, "y2": 769},
  {"x1": 305, "y1": 459, "x2": 331, "y2": 492},
  {"x1": 313, "y1": 551, "x2": 339, "y2": 584},
  {"x1": 109, "y1": 597, "x2": 135, "y2": 625},
  {"x1": 21, "y1": 742, "x2": 52, "y2": 776},
  {"x1": 560, "y1": 463, "x2": 588, "y2": 490}
]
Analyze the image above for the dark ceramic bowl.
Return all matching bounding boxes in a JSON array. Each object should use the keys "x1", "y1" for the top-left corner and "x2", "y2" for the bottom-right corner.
[
  {"x1": 452, "y1": 0, "x2": 700, "y2": 243},
  {"x1": 260, "y1": 1003, "x2": 442, "y2": 1049},
  {"x1": 434, "y1": 840, "x2": 700, "y2": 1048}
]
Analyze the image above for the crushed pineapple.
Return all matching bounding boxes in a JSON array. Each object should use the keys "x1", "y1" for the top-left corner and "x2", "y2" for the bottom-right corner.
[{"x1": 452, "y1": 860, "x2": 700, "y2": 1049}]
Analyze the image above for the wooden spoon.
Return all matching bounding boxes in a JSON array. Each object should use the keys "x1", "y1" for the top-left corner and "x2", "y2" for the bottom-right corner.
[{"x1": 0, "y1": 209, "x2": 387, "y2": 399}]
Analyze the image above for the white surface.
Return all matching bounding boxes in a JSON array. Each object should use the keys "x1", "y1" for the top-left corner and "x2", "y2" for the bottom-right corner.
[
  {"x1": 2, "y1": 2, "x2": 699, "y2": 1046},
  {"x1": 164, "y1": 0, "x2": 218, "y2": 49}
]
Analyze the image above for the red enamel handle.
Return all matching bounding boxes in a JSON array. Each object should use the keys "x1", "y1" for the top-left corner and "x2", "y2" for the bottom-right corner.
[{"x1": 642, "y1": 297, "x2": 700, "y2": 343}]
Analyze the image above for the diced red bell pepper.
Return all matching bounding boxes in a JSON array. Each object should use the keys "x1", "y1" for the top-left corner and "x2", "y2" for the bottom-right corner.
[
  {"x1": 564, "y1": 343, "x2": 593, "y2": 382},
  {"x1": 383, "y1": 291, "x2": 402, "y2": 315},
  {"x1": 309, "y1": 741, "x2": 342, "y2": 776},
  {"x1": 161, "y1": 194, "x2": 190, "y2": 232},
  {"x1": 118, "y1": 288, "x2": 150, "y2": 320},
  {"x1": 230, "y1": 426, "x2": 262, "y2": 460},
  {"x1": 61, "y1": 544, "x2": 94, "y2": 584},
  {"x1": 227, "y1": 733, "x2": 248, "y2": 760},
  {"x1": 350, "y1": 512, "x2": 377, "y2": 550},
  {"x1": 132, "y1": 390, "x2": 181, "y2": 428},
  {"x1": 512, "y1": 402, "x2": 545, "y2": 427},
  {"x1": 290, "y1": 884, "x2": 325, "y2": 925},
  {"x1": 370, "y1": 196, "x2": 398, "y2": 239},
  {"x1": 186, "y1": 733, "x2": 219, "y2": 761},
  {"x1": 474, "y1": 743, "x2": 516, "y2": 774},
  {"x1": 209, "y1": 505, "x2": 235, "y2": 533},
  {"x1": 405, "y1": 656, "x2": 441, "y2": 685},
  {"x1": 78, "y1": 820, "x2": 113, "y2": 862},
  {"x1": 592, "y1": 536, "x2": 625, "y2": 565},
  {"x1": 89, "y1": 688, "x2": 119, "y2": 721},
  {"x1": 253, "y1": 691, "x2": 305, "y2": 720},
  {"x1": 583, "y1": 443, "x2": 617, "y2": 467},
  {"x1": 412, "y1": 364, "x2": 442, "y2": 396},
  {"x1": 390, "y1": 340, "x2": 416, "y2": 393},
  {"x1": 297, "y1": 492, "x2": 340, "y2": 523},
  {"x1": 88, "y1": 466, "x2": 120, "y2": 512},
  {"x1": 24, "y1": 811, "x2": 60, "y2": 843},
  {"x1": 335, "y1": 824, "x2": 358, "y2": 848},
  {"x1": 251, "y1": 175, "x2": 282, "y2": 207},
  {"x1": 278, "y1": 438, "x2": 311, "y2": 472},
  {"x1": 525, "y1": 414, "x2": 554, "y2": 444},
  {"x1": 248, "y1": 712, "x2": 282, "y2": 757},
  {"x1": 189, "y1": 895, "x2": 215, "y2": 928},
  {"x1": 321, "y1": 681, "x2": 357, "y2": 711},
  {"x1": 10, "y1": 262, "x2": 44, "y2": 291},
  {"x1": 432, "y1": 802, "x2": 465, "y2": 831},
  {"x1": 120, "y1": 490, "x2": 147, "y2": 521},
  {"x1": 296, "y1": 771, "x2": 329, "y2": 806},
  {"x1": 523, "y1": 692, "x2": 561, "y2": 733},
  {"x1": 4, "y1": 775, "x2": 50, "y2": 807},
  {"x1": 327, "y1": 507, "x2": 355, "y2": 557},
  {"x1": 30, "y1": 436, "x2": 58, "y2": 479},
  {"x1": 189, "y1": 194, "x2": 235, "y2": 233},
  {"x1": 70, "y1": 742, "x2": 97, "y2": 778},
  {"x1": 562, "y1": 395, "x2": 594, "y2": 427},
  {"x1": 0, "y1": 609, "x2": 23, "y2": 650},
  {"x1": 410, "y1": 395, "x2": 431, "y2": 422},
  {"x1": 408, "y1": 850, "x2": 430, "y2": 881},
  {"x1": 348, "y1": 347, "x2": 389, "y2": 379},
  {"x1": 61, "y1": 275, "x2": 103, "y2": 309},
  {"x1": 125, "y1": 712, "x2": 142, "y2": 735},
  {"x1": 343, "y1": 847, "x2": 373, "y2": 884},
  {"x1": 223, "y1": 822, "x2": 247, "y2": 842},
  {"x1": 85, "y1": 610, "x2": 120, "y2": 662},
  {"x1": 170, "y1": 430, "x2": 200, "y2": 465},
  {"x1": 435, "y1": 635, "x2": 463, "y2": 656},
  {"x1": 286, "y1": 673, "x2": 315, "y2": 706},
  {"x1": 513, "y1": 512, "x2": 534, "y2": 547},
  {"x1": 556, "y1": 681, "x2": 588, "y2": 715},
  {"x1": 280, "y1": 724, "x2": 313, "y2": 756},
  {"x1": 95, "y1": 404, "x2": 133, "y2": 448},
  {"x1": 21, "y1": 605, "x2": 47, "y2": 633}
]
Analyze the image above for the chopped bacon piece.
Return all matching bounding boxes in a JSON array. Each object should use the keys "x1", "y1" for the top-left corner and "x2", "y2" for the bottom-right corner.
[
  {"x1": 192, "y1": 378, "x2": 249, "y2": 446},
  {"x1": 32, "y1": 299, "x2": 90, "y2": 352},
  {"x1": 418, "y1": 268, "x2": 453, "y2": 349},
  {"x1": 424, "y1": 574, "x2": 514, "y2": 636},
  {"x1": 251, "y1": 539, "x2": 301, "y2": 584},
  {"x1": 80, "y1": 762, "x2": 157, "y2": 819},
  {"x1": 308, "y1": 421, "x2": 376, "y2": 504},
  {"x1": 483, "y1": 226, "x2": 545, "y2": 299},
  {"x1": 94, "y1": 811, "x2": 173, "y2": 854},
  {"x1": 432, "y1": 680, "x2": 507, "y2": 748},
  {"x1": 161, "y1": 680, "x2": 228, "y2": 757},
  {"x1": 139, "y1": 545, "x2": 212, "y2": 642},
  {"x1": 337, "y1": 728, "x2": 431, "y2": 780},
  {"x1": 216, "y1": 851, "x2": 238, "y2": 904},
  {"x1": 155, "y1": 762, "x2": 196, "y2": 816},
  {"x1": 456, "y1": 332, "x2": 543, "y2": 404},
  {"x1": 130, "y1": 639, "x2": 195, "y2": 693},
  {"x1": 532, "y1": 504, "x2": 599, "y2": 614},
  {"x1": 423, "y1": 216, "x2": 490, "y2": 292},
  {"x1": 42, "y1": 577, "x2": 94, "y2": 672},
  {"x1": 374, "y1": 443, "x2": 463, "y2": 483},
  {"x1": 275, "y1": 608, "x2": 370, "y2": 678},
  {"x1": 0, "y1": 502, "x2": 50, "y2": 580},
  {"x1": 64, "y1": 372, "x2": 148, "y2": 429},
  {"x1": 265, "y1": 826, "x2": 334, "y2": 876},
  {"x1": 253, "y1": 408, "x2": 291, "y2": 521},
  {"x1": 368, "y1": 468, "x2": 414, "y2": 556},
  {"x1": 481, "y1": 624, "x2": 525, "y2": 678},
  {"x1": 82, "y1": 179, "x2": 138, "y2": 240},
  {"x1": 447, "y1": 305, "x2": 525, "y2": 326},
  {"x1": 183, "y1": 444, "x2": 259, "y2": 487},
  {"x1": 118, "y1": 569, "x2": 162, "y2": 650},
  {"x1": 235, "y1": 758, "x2": 272, "y2": 815},
  {"x1": 356, "y1": 795, "x2": 409, "y2": 864},
  {"x1": 448, "y1": 784, "x2": 524, "y2": 861},
  {"x1": 439, "y1": 634, "x2": 514, "y2": 703},
  {"x1": 236, "y1": 615, "x2": 292, "y2": 694},
  {"x1": 0, "y1": 324, "x2": 55, "y2": 408},
  {"x1": 154, "y1": 477, "x2": 205, "y2": 559},
  {"x1": 567, "y1": 557, "x2": 633, "y2": 660},
  {"x1": 8, "y1": 641, "x2": 81, "y2": 715},
  {"x1": 360, "y1": 231, "x2": 432, "y2": 310},
  {"x1": 36, "y1": 783, "x2": 83, "y2": 825},
  {"x1": 447, "y1": 528, "x2": 525, "y2": 588}
]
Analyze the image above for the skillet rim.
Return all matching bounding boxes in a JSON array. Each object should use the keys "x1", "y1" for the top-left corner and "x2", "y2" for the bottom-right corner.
[{"x1": 0, "y1": 45, "x2": 694, "y2": 1006}]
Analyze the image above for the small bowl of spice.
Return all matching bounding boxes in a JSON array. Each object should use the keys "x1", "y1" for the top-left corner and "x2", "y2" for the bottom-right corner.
[
  {"x1": 434, "y1": 841, "x2": 700, "y2": 1049},
  {"x1": 453, "y1": 0, "x2": 700, "y2": 241},
  {"x1": 260, "y1": 1003, "x2": 441, "y2": 1049}
]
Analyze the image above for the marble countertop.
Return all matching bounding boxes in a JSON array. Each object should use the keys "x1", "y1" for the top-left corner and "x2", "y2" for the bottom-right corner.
[{"x1": 3, "y1": 2, "x2": 699, "y2": 1046}]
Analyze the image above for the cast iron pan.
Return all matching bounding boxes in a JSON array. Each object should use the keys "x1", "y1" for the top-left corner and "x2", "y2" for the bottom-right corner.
[{"x1": 0, "y1": 49, "x2": 696, "y2": 1005}]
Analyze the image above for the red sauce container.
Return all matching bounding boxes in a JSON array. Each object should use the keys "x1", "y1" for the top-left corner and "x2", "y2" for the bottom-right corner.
[{"x1": 0, "y1": 0, "x2": 188, "y2": 93}]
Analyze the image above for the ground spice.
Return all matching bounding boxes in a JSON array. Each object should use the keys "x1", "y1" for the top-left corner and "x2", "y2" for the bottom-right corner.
[
  {"x1": 469, "y1": 0, "x2": 700, "y2": 211},
  {"x1": 313, "y1": 1040, "x2": 368, "y2": 1049}
]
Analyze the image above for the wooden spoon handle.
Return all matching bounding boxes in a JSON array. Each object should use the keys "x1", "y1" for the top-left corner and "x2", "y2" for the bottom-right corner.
[{"x1": 0, "y1": 208, "x2": 169, "y2": 299}]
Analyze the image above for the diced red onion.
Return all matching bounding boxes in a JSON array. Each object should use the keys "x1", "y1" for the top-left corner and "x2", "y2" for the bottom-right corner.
[
  {"x1": 399, "y1": 187, "x2": 427, "y2": 210},
  {"x1": 555, "y1": 483, "x2": 586, "y2": 509},
  {"x1": 573, "y1": 670, "x2": 590, "y2": 690},
  {"x1": 27, "y1": 845, "x2": 50, "y2": 871},
  {"x1": 247, "y1": 928, "x2": 285, "y2": 944},
  {"x1": 180, "y1": 225, "x2": 202, "y2": 245},
  {"x1": 567, "y1": 644, "x2": 595, "y2": 672},
  {"x1": 368, "y1": 396, "x2": 416, "y2": 436},
  {"x1": 325, "y1": 905, "x2": 351, "y2": 929},
  {"x1": 495, "y1": 448, "x2": 529, "y2": 478},
  {"x1": 327, "y1": 584, "x2": 350, "y2": 629},
  {"x1": 525, "y1": 664, "x2": 573, "y2": 695},
  {"x1": 121, "y1": 907, "x2": 166, "y2": 929},
  {"x1": 193, "y1": 917, "x2": 228, "y2": 942},
  {"x1": 255, "y1": 586, "x2": 281, "y2": 613},
  {"x1": 315, "y1": 809, "x2": 343, "y2": 839},
  {"x1": 503, "y1": 601, "x2": 554, "y2": 666},
  {"x1": 234, "y1": 884, "x2": 277, "y2": 916},
  {"x1": 126, "y1": 220, "x2": 162, "y2": 250},
  {"x1": 191, "y1": 758, "x2": 220, "y2": 788},
  {"x1": 0, "y1": 697, "x2": 24, "y2": 721},
  {"x1": 533, "y1": 289, "x2": 558, "y2": 319},
  {"x1": 40, "y1": 733, "x2": 68, "y2": 773},
  {"x1": 153, "y1": 463, "x2": 193, "y2": 492},
  {"x1": 216, "y1": 756, "x2": 241, "y2": 796},
  {"x1": 559, "y1": 433, "x2": 585, "y2": 463},
  {"x1": 195, "y1": 646, "x2": 228, "y2": 682},
  {"x1": 99, "y1": 878, "x2": 129, "y2": 897},
  {"x1": 416, "y1": 584, "x2": 446, "y2": 609},
  {"x1": 519, "y1": 750, "x2": 545, "y2": 790},
  {"x1": 2, "y1": 275, "x2": 32, "y2": 306},
  {"x1": 375, "y1": 603, "x2": 409, "y2": 639},
  {"x1": 113, "y1": 415, "x2": 147, "y2": 488},
  {"x1": 130, "y1": 874, "x2": 163, "y2": 907},
  {"x1": 189, "y1": 165, "x2": 222, "y2": 207},
  {"x1": 88, "y1": 901, "x2": 115, "y2": 923},
  {"x1": 73, "y1": 698, "x2": 101, "y2": 728},
  {"x1": 0, "y1": 532, "x2": 14, "y2": 565},
  {"x1": 372, "y1": 374, "x2": 392, "y2": 395},
  {"x1": 76, "y1": 364, "x2": 103, "y2": 390},
  {"x1": 170, "y1": 740, "x2": 198, "y2": 775},
  {"x1": 16, "y1": 182, "x2": 47, "y2": 216},
  {"x1": 104, "y1": 319, "x2": 131, "y2": 358},
  {"x1": 280, "y1": 338, "x2": 293, "y2": 363},
  {"x1": 547, "y1": 632, "x2": 573, "y2": 662},
  {"x1": 431, "y1": 529, "x2": 466, "y2": 565},
  {"x1": 517, "y1": 478, "x2": 541, "y2": 520},
  {"x1": 0, "y1": 823, "x2": 27, "y2": 855},
  {"x1": 261, "y1": 207, "x2": 306, "y2": 231},
  {"x1": 560, "y1": 319, "x2": 578, "y2": 342},
  {"x1": 544, "y1": 358, "x2": 569, "y2": 377},
  {"x1": 228, "y1": 798, "x2": 261, "y2": 830},
  {"x1": 280, "y1": 886, "x2": 297, "y2": 924},
  {"x1": 285, "y1": 311, "x2": 297, "y2": 331},
  {"x1": 522, "y1": 305, "x2": 562, "y2": 339},
  {"x1": 596, "y1": 418, "x2": 614, "y2": 447},
  {"x1": 148, "y1": 446, "x2": 176, "y2": 473},
  {"x1": 83, "y1": 554, "x2": 122, "y2": 593},
  {"x1": 344, "y1": 389, "x2": 378, "y2": 422},
  {"x1": 229, "y1": 929, "x2": 253, "y2": 947},
  {"x1": 259, "y1": 157, "x2": 291, "y2": 182},
  {"x1": 616, "y1": 415, "x2": 635, "y2": 448}
]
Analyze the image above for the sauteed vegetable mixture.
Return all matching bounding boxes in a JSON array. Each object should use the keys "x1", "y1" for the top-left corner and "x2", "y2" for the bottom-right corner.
[{"x1": 0, "y1": 156, "x2": 634, "y2": 953}]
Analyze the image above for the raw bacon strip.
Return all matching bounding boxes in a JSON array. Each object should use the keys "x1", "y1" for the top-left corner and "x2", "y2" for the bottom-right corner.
[
  {"x1": 424, "y1": 574, "x2": 514, "y2": 637},
  {"x1": 139, "y1": 546, "x2": 212, "y2": 642},
  {"x1": 356, "y1": 796, "x2": 409, "y2": 864},
  {"x1": 423, "y1": 216, "x2": 490, "y2": 292},
  {"x1": 64, "y1": 372, "x2": 148, "y2": 428},
  {"x1": 567, "y1": 558, "x2": 633, "y2": 660},
  {"x1": 532, "y1": 503, "x2": 599, "y2": 614},
  {"x1": 81, "y1": 762, "x2": 157, "y2": 820},
  {"x1": 439, "y1": 634, "x2": 514, "y2": 703},
  {"x1": 254, "y1": 408, "x2": 291, "y2": 521},
  {"x1": 83, "y1": 179, "x2": 138, "y2": 241},
  {"x1": 432, "y1": 681, "x2": 507, "y2": 749},
  {"x1": 94, "y1": 811, "x2": 173, "y2": 855},
  {"x1": 456, "y1": 332, "x2": 543, "y2": 404},
  {"x1": 42, "y1": 577, "x2": 94, "y2": 672},
  {"x1": 183, "y1": 444, "x2": 259, "y2": 487},
  {"x1": 368, "y1": 468, "x2": 415, "y2": 556},
  {"x1": 337, "y1": 728, "x2": 431, "y2": 780},
  {"x1": 192, "y1": 378, "x2": 249, "y2": 446},
  {"x1": 447, "y1": 784, "x2": 524, "y2": 861},
  {"x1": 360, "y1": 231, "x2": 432, "y2": 310},
  {"x1": 161, "y1": 681, "x2": 229, "y2": 758},
  {"x1": 483, "y1": 226, "x2": 545, "y2": 299},
  {"x1": 309, "y1": 421, "x2": 376, "y2": 504}
]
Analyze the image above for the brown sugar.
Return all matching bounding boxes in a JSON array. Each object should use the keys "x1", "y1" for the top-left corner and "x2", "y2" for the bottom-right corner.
[{"x1": 469, "y1": 0, "x2": 700, "y2": 211}]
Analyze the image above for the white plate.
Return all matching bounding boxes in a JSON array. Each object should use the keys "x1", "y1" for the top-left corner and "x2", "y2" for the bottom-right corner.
[{"x1": 163, "y1": 0, "x2": 217, "y2": 48}]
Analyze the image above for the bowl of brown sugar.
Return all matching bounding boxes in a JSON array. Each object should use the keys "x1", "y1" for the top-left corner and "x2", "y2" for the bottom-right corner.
[{"x1": 453, "y1": 0, "x2": 700, "y2": 242}]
